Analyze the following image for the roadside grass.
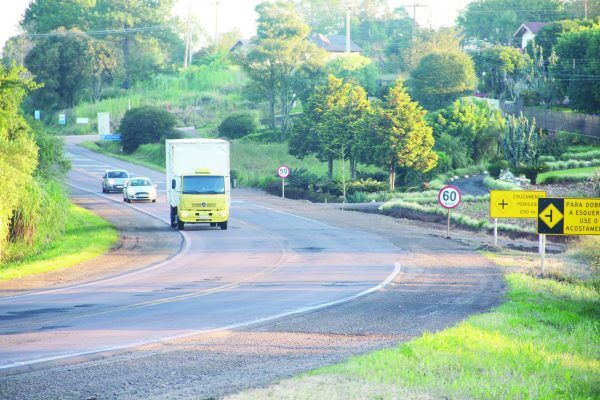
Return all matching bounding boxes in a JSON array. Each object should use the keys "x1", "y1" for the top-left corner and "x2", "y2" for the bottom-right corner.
[
  {"x1": 538, "y1": 167, "x2": 600, "y2": 184},
  {"x1": 0, "y1": 204, "x2": 118, "y2": 281}
]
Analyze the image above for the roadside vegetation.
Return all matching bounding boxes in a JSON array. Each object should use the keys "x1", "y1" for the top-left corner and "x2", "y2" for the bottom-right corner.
[{"x1": 0, "y1": 205, "x2": 118, "y2": 281}]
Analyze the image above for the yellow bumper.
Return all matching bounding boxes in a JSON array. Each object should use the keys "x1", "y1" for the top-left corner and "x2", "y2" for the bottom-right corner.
[{"x1": 178, "y1": 209, "x2": 229, "y2": 223}]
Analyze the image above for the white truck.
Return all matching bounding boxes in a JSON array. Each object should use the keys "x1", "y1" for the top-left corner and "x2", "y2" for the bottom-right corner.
[{"x1": 166, "y1": 139, "x2": 230, "y2": 230}]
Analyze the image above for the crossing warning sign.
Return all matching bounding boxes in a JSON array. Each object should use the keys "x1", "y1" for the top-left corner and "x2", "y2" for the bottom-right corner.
[
  {"x1": 490, "y1": 190, "x2": 546, "y2": 219},
  {"x1": 537, "y1": 198, "x2": 600, "y2": 235}
]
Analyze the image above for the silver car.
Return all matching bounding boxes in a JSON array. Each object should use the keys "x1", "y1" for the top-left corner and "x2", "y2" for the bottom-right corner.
[{"x1": 102, "y1": 170, "x2": 130, "y2": 193}]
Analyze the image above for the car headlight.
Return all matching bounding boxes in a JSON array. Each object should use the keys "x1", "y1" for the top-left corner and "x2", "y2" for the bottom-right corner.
[
  {"x1": 128, "y1": 189, "x2": 136, "y2": 195},
  {"x1": 108, "y1": 179, "x2": 115, "y2": 184}
]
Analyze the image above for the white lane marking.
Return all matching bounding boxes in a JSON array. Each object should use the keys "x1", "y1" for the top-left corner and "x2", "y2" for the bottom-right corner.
[
  {"x1": 240, "y1": 201, "x2": 340, "y2": 230},
  {"x1": 3, "y1": 184, "x2": 191, "y2": 299},
  {"x1": 0, "y1": 262, "x2": 402, "y2": 370}
]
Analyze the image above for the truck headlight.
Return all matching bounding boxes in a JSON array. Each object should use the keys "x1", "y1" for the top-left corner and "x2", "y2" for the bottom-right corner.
[
  {"x1": 220, "y1": 211, "x2": 227, "y2": 217},
  {"x1": 181, "y1": 211, "x2": 191, "y2": 218}
]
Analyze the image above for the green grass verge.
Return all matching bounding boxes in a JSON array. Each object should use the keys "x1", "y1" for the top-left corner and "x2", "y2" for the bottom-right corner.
[
  {"x1": 538, "y1": 167, "x2": 600, "y2": 184},
  {"x1": 305, "y1": 273, "x2": 599, "y2": 399},
  {"x1": 0, "y1": 204, "x2": 118, "y2": 281},
  {"x1": 483, "y1": 176, "x2": 523, "y2": 191}
]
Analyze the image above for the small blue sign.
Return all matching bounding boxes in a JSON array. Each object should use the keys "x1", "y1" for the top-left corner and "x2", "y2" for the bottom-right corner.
[
  {"x1": 101, "y1": 134, "x2": 121, "y2": 141},
  {"x1": 34, "y1": 110, "x2": 40, "y2": 120},
  {"x1": 58, "y1": 113, "x2": 66, "y2": 125}
]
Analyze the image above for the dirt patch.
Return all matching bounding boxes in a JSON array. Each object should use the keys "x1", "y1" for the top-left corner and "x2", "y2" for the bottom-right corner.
[{"x1": 0, "y1": 191, "x2": 182, "y2": 297}]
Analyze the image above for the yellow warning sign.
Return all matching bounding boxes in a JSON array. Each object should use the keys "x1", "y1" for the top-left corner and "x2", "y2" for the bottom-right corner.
[
  {"x1": 538, "y1": 198, "x2": 600, "y2": 235},
  {"x1": 539, "y1": 203, "x2": 563, "y2": 229},
  {"x1": 490, "y1": 190, "x2": 546, "y2": 219}
]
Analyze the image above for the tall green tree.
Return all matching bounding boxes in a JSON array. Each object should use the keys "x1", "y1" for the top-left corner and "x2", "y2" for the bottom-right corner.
[
  {"x1": 25, "y1": 28, "x2": 118, "y2": 110},
  {"x1": 408, "y1": 50, "x2": 477, "y2": 110},
  {"x1": 457, "y1": 0, "x2": 566, "y2": 45},
  {"x1": 360, "y1": 81, "x2": 437, "y2": 191},
  {"x1": 289, "y1": 75, "x2": 370, "y2": 179},
  {"x1": 472, "y1": 46, "x2": 530, "y2": 97},
  {"x1": 428, "y1": 98, "x2": 504, "y2": 164},
  {"x1": 21, "y1": 0, "x2": 96, "y2": 33},
  {"x1": 326, "y1": 53, "x2": 379, "y2": 95},
  {"x1": 555, "y1": 25, "x2": 600, "y2": 113},
  {"x1": 239, "y1": 1, "x2": 325, "y2": 140},
  {"x1": 525, "y1": 19, "x2": 595, "y2": 61}
]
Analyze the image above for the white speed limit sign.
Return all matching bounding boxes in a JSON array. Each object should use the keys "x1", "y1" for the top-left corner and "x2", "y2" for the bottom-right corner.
[
  {"x1": 438, "y1": 185, "x2": 462, "y2": 209},
  {"x1": 277, "y1": 165, "x2": 290, "y2": 179}
]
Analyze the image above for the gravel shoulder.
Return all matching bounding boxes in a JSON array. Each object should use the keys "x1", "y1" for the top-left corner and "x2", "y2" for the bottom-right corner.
[
  {"x1": 0, "y1": 188, "x2": 505, "y2": 400},
  {"x1": 0, "y1": 188, "x2": 183, "y2": 297}
]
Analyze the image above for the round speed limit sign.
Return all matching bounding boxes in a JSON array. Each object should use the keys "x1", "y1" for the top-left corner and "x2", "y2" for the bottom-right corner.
[
  {"x1": 438, "y1": 185, "x2": 462, "y2": 209},
  {"x1": 277, "y1": 165, "x2": 290, "y2": 179}
]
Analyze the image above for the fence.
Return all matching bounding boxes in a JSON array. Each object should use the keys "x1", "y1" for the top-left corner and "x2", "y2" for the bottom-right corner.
[{"x1": 500, "y1": 103, "x2": 600, "y2": 138}]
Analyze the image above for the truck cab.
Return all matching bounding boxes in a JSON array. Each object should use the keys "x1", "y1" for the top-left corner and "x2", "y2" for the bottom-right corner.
[{"x1": 166, "y1": 139, "x2": 230, "y2": 231}]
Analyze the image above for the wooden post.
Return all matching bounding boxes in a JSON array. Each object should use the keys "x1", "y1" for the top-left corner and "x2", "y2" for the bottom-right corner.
[{"x1": 494, "y1": 218, "x2": 498, "y2": 245}]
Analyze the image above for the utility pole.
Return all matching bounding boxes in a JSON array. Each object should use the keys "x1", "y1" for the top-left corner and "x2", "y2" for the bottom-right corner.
[
  {"x1": 183, "y1": 2, "x2": 191, "y2": 68},
  {"x1": 346, "y1": 3, "x2": 351, "y2": 53},
  {"x1": 215, "y1": 1, "x2": 220, "y2": 52},
  {"x1": 584, "y1": 0, "x2": 588, "y2": 19},
  {"x1": 409, "y1": 1, "x2": 426, "y2": 64}
]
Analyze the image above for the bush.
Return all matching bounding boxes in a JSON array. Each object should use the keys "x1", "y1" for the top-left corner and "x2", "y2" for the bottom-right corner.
[
  {"x1": 119, "y1": 106, "x2": 176, "y2": 153},
  {"x1": 560, "y1": 149, "x2": 600, "y2": 161},
  {"x1": 218, "y1": 111, "x2": 258, "y2": 139},
  {"x1": 488, "y1": 159, "x2": 510, "y2": 179},
  {"x1": 539, "y1": 130, "x2": 572, "y2": 157},
  {"x1": 516, "y1": 163, "x2": 549, "y2": 184},
  {"x1": 347, "y1": 178, "x2": 387, "y2": 194}
]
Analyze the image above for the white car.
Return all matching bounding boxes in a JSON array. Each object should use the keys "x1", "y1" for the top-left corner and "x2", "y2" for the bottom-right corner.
[{"x1": 123, "y1": 177, "x2": 157, "y2": 203}]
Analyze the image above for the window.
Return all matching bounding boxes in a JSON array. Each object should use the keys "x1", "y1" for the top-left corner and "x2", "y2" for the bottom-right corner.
[
  {"x1": 130, "y1": 179, "x2": 151, "y2": 187},
  {"x1": 108, "y1": 171, "x2": 129, "y2": 178},
  {"x1": 182, "y1": 176, "x2": 225, "y2": 195}
]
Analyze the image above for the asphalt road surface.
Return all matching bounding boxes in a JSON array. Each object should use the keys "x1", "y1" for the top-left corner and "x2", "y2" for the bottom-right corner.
[
  {"x1": 1, "y1": 137, "x2": 400, "y2": 369},
  {"x1": 0, "y1": 136, "x2": 503, "y2": 399}
]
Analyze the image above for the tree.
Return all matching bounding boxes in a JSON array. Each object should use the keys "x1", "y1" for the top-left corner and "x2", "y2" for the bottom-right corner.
[
  {"x1": 527, "y1": 45, "x2": 561, "y2": 108},
  {"x1": 472, "y1": 46, "x2": 530, "y2": 97},
  {"x1": 119, "y1": 106, "x2": 176, "y2": 153},
  {"x1": 21, "y1": 0, "x2": 95, "y2": 33},
  {"x1": 428, "y1": 98, "x2": 504, "y2": 163},
  {"x1": 289, "y1": 75, "x2": 371, "y2": 179},
  {"x1": 502, "y1": 113, "x2": 538, "y2": 168},
  {"x1": 25, "y1": 28, "x2": 118, "y2": 110},
  {"x1": 525, "y1": 19, "x2": 594, "y2": 61},
  {"x1": 239, "y1": 1, "x2": 325, "y2": 140},
  {"x1": 326, "y1": 53, "x2": 379, "y2": 95},
  {"x1": 555, "y1": 25, "x2": 600, "y2": 113},
  {"x1": 408, "y1": 50, "x2": 477, "y2": 110},
  {"x1": 457, "y1": 0, "x2": 566, "y2": 45},
  {"x1": 360, "y1": 81, "x2": 437, "y2": 191}
]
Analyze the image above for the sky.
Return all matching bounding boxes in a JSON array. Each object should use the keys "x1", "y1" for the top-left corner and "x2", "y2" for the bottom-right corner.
[{"x1": 1, "y1": 0, "x2": 472, "y2": 53}]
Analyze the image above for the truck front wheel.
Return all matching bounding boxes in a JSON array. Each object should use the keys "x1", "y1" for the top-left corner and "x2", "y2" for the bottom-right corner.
[
  {"x1": 219, "y1": 221, "x2": 228, "y2": 230},
  {"x1": 177, "y1": 220, "x2": 185, "y2": 230}
]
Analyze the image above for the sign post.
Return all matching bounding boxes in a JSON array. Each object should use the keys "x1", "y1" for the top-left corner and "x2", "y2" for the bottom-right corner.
[
  {"x1": 277, "y1": 165, "x2": 290, "y2": 199},
  {"x1": 438, "y1": 185, "x2": 462, "y2": 238},
  {"x1": 490, "y1": 190, "x2": 546, "y2": 246},
  {"x1": 97, "y1": 112, "x2": 111, "y2": 135},
  {"x1": 58, "y1": 113, "x2": 66, "y2": 126}
]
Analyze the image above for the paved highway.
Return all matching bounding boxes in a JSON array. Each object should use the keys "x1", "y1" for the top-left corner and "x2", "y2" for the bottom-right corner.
[{"x1": 0, "y1": 137, "x2": 402, "y2": 370}]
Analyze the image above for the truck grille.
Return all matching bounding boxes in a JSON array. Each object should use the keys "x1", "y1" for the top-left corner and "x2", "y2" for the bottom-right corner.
[{"x1": 192, "y1": 203, "x2": 217, "y2": 208}]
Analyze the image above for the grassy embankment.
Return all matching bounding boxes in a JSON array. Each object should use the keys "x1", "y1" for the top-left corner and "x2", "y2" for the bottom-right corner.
[
  {"x1": 0, "y1": 204, "x2": 118, "y2": 281},
  {"x1": 229, "y1": 239, "x2": 600, "y2": 400},
  {"x1": 53, "y1": 66, "x2": 248, "y2": 136}
]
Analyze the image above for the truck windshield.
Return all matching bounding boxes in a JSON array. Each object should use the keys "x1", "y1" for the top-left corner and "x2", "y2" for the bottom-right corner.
[{"x1": 182, "y1": 176, "x2": 225, "y2": 195}]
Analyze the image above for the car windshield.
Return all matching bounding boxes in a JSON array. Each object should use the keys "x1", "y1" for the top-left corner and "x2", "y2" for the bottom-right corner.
[
  {"x1": 108, "y1": 171, "x2": 129, "y2": 178},
  {"x1": 129, "y1": 179, "x2": 152, "y2": 187},
  {"x1": 182, "y1": 176, "x2": 225, "y2": 195}
]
